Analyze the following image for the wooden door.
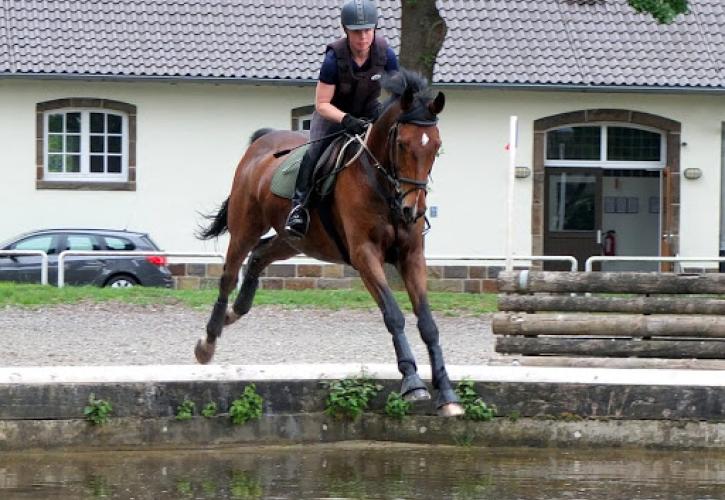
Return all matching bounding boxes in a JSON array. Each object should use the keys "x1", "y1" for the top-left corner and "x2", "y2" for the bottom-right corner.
[{"x1": 544, "y1": 168, "x2": 603, "y2": 271}]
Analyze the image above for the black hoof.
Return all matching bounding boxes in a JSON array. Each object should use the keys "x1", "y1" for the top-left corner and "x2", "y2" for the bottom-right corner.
[{"x1": 401, "y1": 374, "x2": 430, "y2": 401}]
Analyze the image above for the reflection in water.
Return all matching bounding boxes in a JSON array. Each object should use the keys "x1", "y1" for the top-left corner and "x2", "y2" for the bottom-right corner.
[{"x1": 0, "y1": 443, "x2": 723, "y2": 499}]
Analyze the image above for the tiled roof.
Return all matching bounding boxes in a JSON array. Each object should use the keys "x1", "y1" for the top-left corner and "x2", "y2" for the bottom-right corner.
[{"x1": 0, "y1": 0, "x2": 723, "y2": 89}]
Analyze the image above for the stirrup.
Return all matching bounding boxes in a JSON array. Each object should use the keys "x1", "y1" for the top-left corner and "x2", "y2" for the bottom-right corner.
[{"x1": 285, "y1": 205, "x2": 309, "y2": 238}]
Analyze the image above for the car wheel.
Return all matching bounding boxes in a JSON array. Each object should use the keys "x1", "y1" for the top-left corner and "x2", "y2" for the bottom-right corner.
[{"x1": 105, "y1": 274, "x2": 139, "y2": 288}]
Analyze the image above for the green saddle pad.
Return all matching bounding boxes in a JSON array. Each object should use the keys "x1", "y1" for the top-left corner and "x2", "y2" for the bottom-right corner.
[
  {"x1": 270, "y1": 146, "x2": 308, "y2": 199},
  {"x1": 270, "y1": 144, "x2": 338, "y2": 199}
]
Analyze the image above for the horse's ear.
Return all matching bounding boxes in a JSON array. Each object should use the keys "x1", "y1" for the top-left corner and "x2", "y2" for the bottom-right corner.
[
  {"x1": 401, "y1": 86, "x2": 415, "y2": 112},
  {"x1": 429, "y1": 91, "x2": 445, "y2": 115}
]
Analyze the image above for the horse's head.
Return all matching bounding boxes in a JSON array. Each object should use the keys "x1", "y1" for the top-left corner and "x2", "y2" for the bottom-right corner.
[{"x1": 374, "y1": 69, "x2": 445, "y2": 225}]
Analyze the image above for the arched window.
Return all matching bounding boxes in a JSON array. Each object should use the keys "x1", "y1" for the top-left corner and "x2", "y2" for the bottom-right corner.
[
  {"x1": 545, "y1": 124, "x2": 664, "y2": 168},
  {"x1": 36, "y1": 98, "x2": 136, "y2": 191}
]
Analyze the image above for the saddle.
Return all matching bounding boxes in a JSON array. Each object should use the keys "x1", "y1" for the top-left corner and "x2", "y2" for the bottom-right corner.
[{"x1": 270, "y1": 136, "x2": 359, "y2": 200}]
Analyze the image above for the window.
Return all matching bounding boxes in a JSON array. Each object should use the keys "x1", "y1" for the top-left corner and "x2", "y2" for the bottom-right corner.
[
  {"x1": 13, "y1": 235, "x2": 56, "y2": 253},
  {"x1": 46, "y1": 110, "x2": 126, "y2": 179},
  {"x1": 104, "y1": 236, "x2": 135, "y2": 251},
  {"x1": 65, "y1": 235, "x2": 99, "y2": 251},
  {"x1": 291, "y1": 105, "x2": 314, "y2": 131},
  {"x1": 545, "y1": 125, "x2": 664, "y2": 168},
  {"x1": 36, "y1": 99, "x2": 136, "y2": 190},
  {"x1": 548, "y1": 173, "x2": 597, "y2": 231}
]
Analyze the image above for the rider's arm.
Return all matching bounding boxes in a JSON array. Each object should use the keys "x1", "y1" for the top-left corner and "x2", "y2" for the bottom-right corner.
[{"x1": 315, "y1": 81, "x2": 346, "y2": 124}]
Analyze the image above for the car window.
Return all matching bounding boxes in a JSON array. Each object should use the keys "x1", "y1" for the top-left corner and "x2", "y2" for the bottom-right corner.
[
  {"x1": 104, "y1": 236, "x2": 135, "y2": 251},
  {"x1": 65, "y1": 235, "x2": 99, "y2": 251},
  {"x1": 12, "y1": 235, "x2": 56, "y2": 253}
]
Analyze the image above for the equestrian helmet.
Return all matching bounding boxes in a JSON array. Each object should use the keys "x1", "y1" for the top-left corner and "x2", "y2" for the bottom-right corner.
[{"x1": 341, "y1": 0, "x2": 378, "y2": 30}]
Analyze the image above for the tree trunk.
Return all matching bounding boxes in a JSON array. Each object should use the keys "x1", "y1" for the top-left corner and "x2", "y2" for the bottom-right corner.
[{"x1": 399, "y1": 0, "x2": 447, "y2": 82}]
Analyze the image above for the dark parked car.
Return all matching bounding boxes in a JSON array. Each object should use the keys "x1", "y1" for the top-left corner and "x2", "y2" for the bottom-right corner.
[{"x1": 0, "y1": 229, "x2": 173, "y2": 287}]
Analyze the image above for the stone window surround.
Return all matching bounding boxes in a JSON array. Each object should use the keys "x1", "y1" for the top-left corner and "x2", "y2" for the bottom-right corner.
[
  {"x1": 532, "y1": 109, "x2": 681, "y2": 263},
  {"x1": 36, "y1": 98, "x2": 137, "y2": 191}
]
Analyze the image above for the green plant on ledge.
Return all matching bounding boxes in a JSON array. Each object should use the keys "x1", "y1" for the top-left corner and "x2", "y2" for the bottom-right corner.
[
  {"x1": 229, "y1": 384, "x2": 263, "y2": 425},
  {"x1": 455, "y1": 379, "x2": 496, "y2": 422},
  {"x1": 84, "y1": 393, "x2": 112, "y2": 425},
  {"x1": 384, "y1": 391, "x2": 411, "y2": 420},
  {"x1": 201, "y1": 401, "x2": 218, "y2": 418},
  {"x1": 175, "y1": 398, "x2": 196, "y2": 421},
  {"x1": 326, "y1": 377, "x2": 382, "y2": 420}
]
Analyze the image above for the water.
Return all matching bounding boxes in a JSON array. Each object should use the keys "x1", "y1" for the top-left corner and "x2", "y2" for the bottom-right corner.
[{"x1": 0, "y1": 443, "x2": 723, "y2": 499}]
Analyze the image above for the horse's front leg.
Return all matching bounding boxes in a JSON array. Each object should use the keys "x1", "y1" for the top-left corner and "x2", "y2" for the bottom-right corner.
[
  {"x1": 400, "y1": 251, "x2": 464, "y2": 417},
  {"x1": 352, "y1": 245, "x2": 430, "y2": 402}
]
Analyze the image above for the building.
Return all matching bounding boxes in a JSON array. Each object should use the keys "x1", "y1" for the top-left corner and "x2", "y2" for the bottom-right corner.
[{"x1": 2, "y1": 1, "x2": 724, "y2": 290}]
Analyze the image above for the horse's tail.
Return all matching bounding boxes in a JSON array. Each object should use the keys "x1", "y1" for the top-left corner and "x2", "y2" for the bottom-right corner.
[
  {"x1": 196, "y1": 196, "x2": 230, "y2": 240},
  {"x1": 249, "y1": 128, "x2": 275, "y2": 145}
]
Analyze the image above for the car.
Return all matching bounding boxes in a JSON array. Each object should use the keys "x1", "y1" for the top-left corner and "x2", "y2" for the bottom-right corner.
[{"x1": 0, "y1": 228, "x2": 173, "y2": 287}]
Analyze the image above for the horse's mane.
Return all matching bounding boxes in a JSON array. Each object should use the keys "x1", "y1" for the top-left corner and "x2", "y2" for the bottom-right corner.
[
  {"x1": 382, "y1": 67, "x2": 433, "y2": 100},
  {"x1": 381, "y1": 68, "x2": 438, "y2": 124}
]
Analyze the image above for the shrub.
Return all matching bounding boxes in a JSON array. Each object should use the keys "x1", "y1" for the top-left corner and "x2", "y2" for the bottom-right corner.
[{"x1": 229, "y1": 385, "x2": 263, "y2": 425}]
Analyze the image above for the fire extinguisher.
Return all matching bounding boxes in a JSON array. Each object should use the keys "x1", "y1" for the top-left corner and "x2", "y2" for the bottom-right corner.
[{"x1": 603, "y1": 230, "x2": 616, "y2": 256}]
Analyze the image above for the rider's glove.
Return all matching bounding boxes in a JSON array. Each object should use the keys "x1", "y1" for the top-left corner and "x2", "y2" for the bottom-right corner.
[{"x1": 341, "y1": 114, "x2": 367, "y2": 136}]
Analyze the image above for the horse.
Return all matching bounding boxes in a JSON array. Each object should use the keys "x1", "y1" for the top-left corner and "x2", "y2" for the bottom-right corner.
[{"x1": 197, "y1": 69, "x2": 464, "y2": 417}]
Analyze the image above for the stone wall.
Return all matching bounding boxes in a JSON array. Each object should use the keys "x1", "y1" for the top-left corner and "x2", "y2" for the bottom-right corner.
[{"x1": 168, "y1": 262, "x2": 504, "y2": 293}]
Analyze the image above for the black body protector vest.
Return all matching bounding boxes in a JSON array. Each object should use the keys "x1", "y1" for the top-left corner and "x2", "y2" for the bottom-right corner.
[{"x1": 326, "y1": 35, "x2": 389, "y2": 120}]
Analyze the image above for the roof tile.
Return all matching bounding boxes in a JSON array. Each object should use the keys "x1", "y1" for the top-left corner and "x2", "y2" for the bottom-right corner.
[{"x1": 0, "y1": 0, "x2": 722, "y2": 88}]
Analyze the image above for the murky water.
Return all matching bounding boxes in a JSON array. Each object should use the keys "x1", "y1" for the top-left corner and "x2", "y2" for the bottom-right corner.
[{"x1": 0, "y1": 443, "x2": 723, "y2": 499}]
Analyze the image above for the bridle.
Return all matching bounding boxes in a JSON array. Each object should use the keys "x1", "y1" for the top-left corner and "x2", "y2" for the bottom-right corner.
[{"x1": 350, "y1": 120, "x2": 433, "y2": 225}]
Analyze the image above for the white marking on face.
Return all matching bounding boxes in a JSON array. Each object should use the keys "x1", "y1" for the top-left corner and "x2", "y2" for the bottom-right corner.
[{"x1": 421, "y1": 133, "x2": 429, "y2": 146}]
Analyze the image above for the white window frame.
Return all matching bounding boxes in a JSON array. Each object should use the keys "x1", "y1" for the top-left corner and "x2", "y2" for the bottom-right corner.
[
  {"x1": 43, "y1": 108, "x2": 129, "y2": 182},
  {"x1": 544, "y1": 122, "x2": 666, "y2": 170}
]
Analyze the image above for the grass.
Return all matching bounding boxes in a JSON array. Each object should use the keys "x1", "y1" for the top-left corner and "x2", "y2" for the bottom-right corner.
[{"x1": 0, "y1": 282, "x2": 498, "y2": 315}]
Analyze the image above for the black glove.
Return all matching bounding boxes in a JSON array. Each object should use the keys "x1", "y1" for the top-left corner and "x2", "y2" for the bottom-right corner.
[{"x1": 342, "y1": 114, "x2": 367, "y2": 136}]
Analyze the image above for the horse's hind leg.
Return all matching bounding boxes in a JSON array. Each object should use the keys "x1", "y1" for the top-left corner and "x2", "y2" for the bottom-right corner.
[
  {"x1": 195, "y1": 232, "x2": 256, "y2": 364},
  {"x1": 225, "y1": 235, "x2": 298, "y2": 326}
]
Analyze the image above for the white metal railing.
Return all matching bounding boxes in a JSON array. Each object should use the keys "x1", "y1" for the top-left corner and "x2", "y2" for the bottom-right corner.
[
  {"x1": 0, "y1": 250, "x2": 49, "y2": 285},
  {"x1": 426, "y1": 255, "x2": 579, "y2": 272},
  {"x1": 57, "y1": 251, "x2": 224, "y2": 287},
  {"x1": 584, "y1": 255, "x2": 725, "y2": 273}
]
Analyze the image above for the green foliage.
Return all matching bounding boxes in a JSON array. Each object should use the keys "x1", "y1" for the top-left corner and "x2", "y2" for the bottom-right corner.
[
  {"x1": 201, "y1": 401, "x2": 218, "y2": 418},
  {"x1": 326, "y1": 377, "x2": 382, "y2": 420},
  {"x1": 508, "y1": 409, "x2": 521, "y2": 422},
  {"x1": 628, "y1": 0, "x2": 688, "y2": 24},
  {"x1": 175, "y1": 398, "x2": 196, "y2": 421},
  {"x1": 229, "y1": 384, "x2": 263, "y2": 425},
  {"x1": 84, "y1": 393, "x2": 112, "y2": 425},
  {"x1": 384, "y1": 392, "x2": 411, "y2": 420},
  {"x1": 455, "y1": 380, "x2": 496, "y2": 422}
]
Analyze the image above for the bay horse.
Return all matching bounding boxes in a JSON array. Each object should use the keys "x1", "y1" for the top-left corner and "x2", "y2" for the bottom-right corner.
[{"x1": 197, "y1": 69, "x2": 463, "y2": 417}]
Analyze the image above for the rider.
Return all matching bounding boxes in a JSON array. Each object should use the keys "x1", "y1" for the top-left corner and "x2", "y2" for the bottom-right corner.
[{"x1": 284, "y1": 0, "x2": 399, "y2": 238}]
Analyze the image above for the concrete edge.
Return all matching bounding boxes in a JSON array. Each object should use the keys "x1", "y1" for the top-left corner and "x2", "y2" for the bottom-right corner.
[{"x1": 1, "y1": 363, "x2": 724, "y2": 387}]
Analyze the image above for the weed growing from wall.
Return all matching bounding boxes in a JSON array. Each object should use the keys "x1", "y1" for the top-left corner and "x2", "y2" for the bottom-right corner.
[
  {"x1": 326, "y1": 377, "x2": 382, "y2": 420},
  {"x1": 455, "y1": 379, "x2": 496, "y2": 421},
  {"x1": 84, "y1": 393, "x2": 112, "y2": 425},
  {"x1": 175, "y1": 398, "x2": 196, "y2": 421},
  {"x1": 384, "y1": 392, "x2": 411, "y2": 420},
  {"x1": 229, "y1": 384, "x2": 263, "y2": 425}
]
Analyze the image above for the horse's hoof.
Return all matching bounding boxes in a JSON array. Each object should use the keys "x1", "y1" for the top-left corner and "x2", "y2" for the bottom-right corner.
[
  {"x1": 403, "y1": 388, "x2": 431, "y2": 402},
  {"x1": 438, "y1": 402, "x2": 465, "y2": 418},
  {"x1": 194, "y1": 339, "x2": 215, "y2": 364}
]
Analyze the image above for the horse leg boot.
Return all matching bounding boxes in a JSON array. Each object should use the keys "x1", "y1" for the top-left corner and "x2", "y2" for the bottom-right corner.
[
  {"x1": 379, "y1": 289, "x2": 430, "y2": 402},
  {"x1": 226, "y1": 237, "x2": 298, "y2": 326},
  {"x1": 417, "y1": 302, "x2": 464, "y2": 417},
  {"x1": 285, "y1": 151, "x2": 315, "y2": 238}
]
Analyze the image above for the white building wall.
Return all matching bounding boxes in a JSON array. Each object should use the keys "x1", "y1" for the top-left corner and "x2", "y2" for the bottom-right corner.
[{"x1": 2, "y1": 79, "x2": 724, "y2": 262}]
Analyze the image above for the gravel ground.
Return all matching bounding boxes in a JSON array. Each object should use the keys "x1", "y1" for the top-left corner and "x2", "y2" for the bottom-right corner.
[{"x1": 0, "y1": 303, "x2": 494, "y2": 367}]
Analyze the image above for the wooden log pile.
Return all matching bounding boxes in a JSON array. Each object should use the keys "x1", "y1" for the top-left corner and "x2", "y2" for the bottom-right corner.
[{"x1": 493, "y1": 271, "x2": 725, "y2": 359}]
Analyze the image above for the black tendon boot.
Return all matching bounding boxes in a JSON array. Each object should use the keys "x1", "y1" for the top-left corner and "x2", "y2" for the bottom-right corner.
[{"x1": 285, "y1": 152, "x2": 315, "y2": 238}]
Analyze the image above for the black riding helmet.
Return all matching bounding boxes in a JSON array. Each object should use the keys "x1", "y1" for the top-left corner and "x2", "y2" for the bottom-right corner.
[{"x1": 341, "y1": 0, "x2": 378, "y2": 30}]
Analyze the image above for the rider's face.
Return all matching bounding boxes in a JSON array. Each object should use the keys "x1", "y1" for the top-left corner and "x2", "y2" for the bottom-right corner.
[{"x1": 346, "y1": 28, "x2": 374, "y2": 54}]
